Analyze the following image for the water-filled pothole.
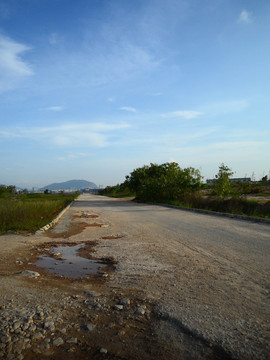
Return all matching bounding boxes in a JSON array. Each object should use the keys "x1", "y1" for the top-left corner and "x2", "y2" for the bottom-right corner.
[{"x1": 35, "y1": 243, "x2": 115, "y2": 279}]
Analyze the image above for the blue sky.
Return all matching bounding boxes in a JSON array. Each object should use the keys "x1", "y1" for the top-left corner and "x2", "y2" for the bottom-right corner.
[{"x1": 0, "y1": 0, "x2": 269, "y2": 188}]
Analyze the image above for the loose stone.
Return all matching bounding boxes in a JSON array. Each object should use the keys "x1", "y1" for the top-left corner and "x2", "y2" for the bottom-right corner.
[
  {"x1": 20, "y1": 270, "x2": 40, "y2": 278},
  {"x1": 100, "y1": 348, "x2": 108, "y2": 354},
  {"x1": 66, "y1": 338, "x2": 77, "y2": 344},
  {"x1": 86, "y1": 323, "x2": 95, "y2": 331},
  {"x1": 12, "y1": 322, "x2": 21, "y2": 331},
  {"x1": 0, "y1": 335, "x2": 11, "y2": 343},
  {"x1": 53, "y1": 337, "x2": 64, "y2": 346},
  {"x1": 28, "y1": 324, "x2": 36, "y2": 332},
  {"x1": 135, "y1": 305, "x2": 146, "y2": 315},
  {"x1": 44, "y1": 321, "x2": 55, "y2": 331},
  {"x1": 31, "y1": 333, "x2": 43, "y2": 341},
  {"x1": 114, "y1": 304, "x2": 124, "y2": 311},
  {"x1": 120, "y1": 298, "x2": 131, "y2": 305}
]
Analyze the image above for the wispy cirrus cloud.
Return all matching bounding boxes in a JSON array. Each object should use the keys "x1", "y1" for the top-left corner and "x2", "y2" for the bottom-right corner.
[
  {"x1": 119, "y1": 106, "x2": 137, "y2": 113},
  {"x1": 41, "y1": 106, "x2": 65, "y2": 111},
  {"x1": 161, "y1": 110, "x2": 202, "y2": 119},
  {"x1": 203, "y1": 99, "x2": 248, "y2": 116},
  {"x1": 238, "y1": 10, "x2": 253, "y2": 24},
  {"x1": 0, "y1": 35, "x2": 33, "y2": 93},
  {"x1": 0, "y1": 122, "x2": 131, "y2": 147}
]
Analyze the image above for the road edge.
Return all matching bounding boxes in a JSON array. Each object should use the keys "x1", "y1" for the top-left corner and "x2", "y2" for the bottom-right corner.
[
  {"x1": 35, "y1": 201, "x2": 75, "y2": 234},
  {"x1": 136, "y1": 200, "x2": 270, "y2": 225}
]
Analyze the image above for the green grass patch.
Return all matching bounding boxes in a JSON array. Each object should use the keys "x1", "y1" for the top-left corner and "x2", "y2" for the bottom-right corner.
[
  {"x1": 0, "y1": 193, "x2": 78, "y2": 234},
  {"x1": 154, "y1": 195, "x2": 270, "y2": 219}
]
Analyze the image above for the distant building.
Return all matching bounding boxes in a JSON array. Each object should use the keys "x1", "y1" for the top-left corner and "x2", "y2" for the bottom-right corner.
[{"x1": 206, "y1": 177, "x2": 251, "y2": 184}]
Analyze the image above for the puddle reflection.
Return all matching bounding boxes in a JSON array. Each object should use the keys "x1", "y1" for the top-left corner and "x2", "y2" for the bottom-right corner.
[{"x1": 35, "y1": 243, "x2": 104, "y2": 278}]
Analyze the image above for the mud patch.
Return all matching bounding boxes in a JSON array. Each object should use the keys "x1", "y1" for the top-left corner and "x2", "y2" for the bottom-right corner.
[
  {"x1": 34, "y1": 242, "x2": 116, "y2": 279},
  {"x1": 88, "y1": 223, "x2": 107, "y2": 227},
  {"x1": 74, "y1": 212, "x2": 99, "y2": 219},
  {"x1": 101, "y1": 235, "x2": 124, "y2": 240},
  {"x1": 47, "y1": 222, "x2": 92, "y2": 238}
]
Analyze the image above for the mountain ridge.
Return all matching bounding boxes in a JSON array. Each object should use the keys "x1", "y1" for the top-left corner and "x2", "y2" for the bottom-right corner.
[{"x1": 39, "y1": 179, "x2": 97, "y2": 191}]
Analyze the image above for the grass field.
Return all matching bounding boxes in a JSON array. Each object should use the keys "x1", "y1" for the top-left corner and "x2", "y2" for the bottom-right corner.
[
  {"x1": 99, "y1": 188, "x2": 270, "y2": 219},
  {"x1": 0, "y1": 193, "x2": 78, "y2": 234}
]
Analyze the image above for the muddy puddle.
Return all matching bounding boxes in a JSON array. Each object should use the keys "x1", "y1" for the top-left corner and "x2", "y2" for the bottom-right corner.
[{"x1": 35, "y1": 243, "x2": 114, "y2": 279}]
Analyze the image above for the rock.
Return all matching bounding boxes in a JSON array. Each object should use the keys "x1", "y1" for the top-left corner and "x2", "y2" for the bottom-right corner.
[
  {"x1": 20, "y1": 270, "x2": 40, "y2": 278},
  {"x1": 119, "y1": 298, "x2": 131, "y2": 305},
  {"x1": 53, "y1": 253, "x2": 62, "y2": 258},
  {"x1": 66, "y1": 338, "x2": 77, "y2": 344},
  {"x1": 100, "y1": 348, "x2": 108, "y2": 354},
  {"x1": 12, "y1": 322, "x2": 21, "y2": 331},
  {"x1": 135, "y1": 305, "x2": 146, "y2": 315},
  {"x1": 114, "y1": 304, "x2": 124, "y2": 311},
  {"x1": 59, "y1": 328, "x2": 67, "y2": 334},
  {"x1": 0, "y1": 335, "x2": 11, "y2": 343},
  {"x1": 86, "y1": 323, "x2": 95, "y2": 331},
  {"x1": 28, "y1": 324, "x2": 36, "y2": 332},
  {"x1": 31, "y1": 333, "x2": 43, "y2": 341},
  {"x1": 44, "y1": 321, "x2": 55, "y2": 331},
  {"x1": 94, "y1": 303, "x2": 102, "y2": 310},
  {"x1": 53, "y1": 337, "x2": 64, "y2": 346}
]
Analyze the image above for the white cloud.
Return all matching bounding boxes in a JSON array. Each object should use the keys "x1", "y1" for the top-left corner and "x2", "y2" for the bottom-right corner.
[
  {"x1": 42, "y1": 106, "x2": 65, "y2": 111},
  {"x1": 203, "y1": 99, "x2": 248, "y2": 115},
  {"x1": 0, "y1": 35, "x2": 33, "y2": 93},
  {"x1": 56, "y1": 152, "x2": 90, "y2": 161},
  {"x1": 161, "y1": 110, "x2": 202, "y2": 119},
  {"x1": 0, "y1": 122, "x2": 131, "y2": 148},
  {"x1": 238, "y1": 10, "x2": 252, "y2": 24},
  {"x1": 119, "y1": 106, "x2": 137, "y2": 113}
]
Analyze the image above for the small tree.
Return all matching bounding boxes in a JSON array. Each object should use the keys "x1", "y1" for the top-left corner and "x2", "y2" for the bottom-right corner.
[
  {"x1": 125, "y1": 162, "x2": 202, "y2": 201},
  {"x1": 214, "y1": 163, "x2": 234, "y2": 197}
]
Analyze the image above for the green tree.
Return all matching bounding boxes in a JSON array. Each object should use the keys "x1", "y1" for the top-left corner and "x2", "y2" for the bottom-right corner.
[
  {"x1": 214, "y1": 163, "x2": 234, "y2": 197},
  {"x1": 125, "y1": 162, "x2": 202, "y2": 201}
]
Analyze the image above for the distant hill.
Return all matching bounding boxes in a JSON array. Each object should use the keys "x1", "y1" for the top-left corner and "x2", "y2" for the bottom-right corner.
[{"x1": 40, "y1": 180, "x2": 97, "y2": 191}]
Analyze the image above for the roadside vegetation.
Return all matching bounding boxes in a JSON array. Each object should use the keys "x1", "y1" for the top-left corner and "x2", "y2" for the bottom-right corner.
[
  {"x1": 99, "y1": 162, "x2": 270, "y2": 219},
  {"x1": 0, "y1": 186, "x2": 78, "y2": 234}
]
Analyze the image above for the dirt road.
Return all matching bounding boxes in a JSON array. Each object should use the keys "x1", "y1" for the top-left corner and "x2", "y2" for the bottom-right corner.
[{"x1": 0, "y1": 194, "x2": 269, "y2": 359}]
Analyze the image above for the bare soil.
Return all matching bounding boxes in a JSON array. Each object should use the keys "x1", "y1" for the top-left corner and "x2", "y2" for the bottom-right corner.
[{"x1": 0, "y1": 194, "x2": 269, "y2": 360}]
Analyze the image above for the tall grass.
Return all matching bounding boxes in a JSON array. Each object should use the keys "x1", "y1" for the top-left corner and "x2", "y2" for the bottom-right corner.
[
  {"x1": 0, "y1": 193, "x2": 78, "y2": 234},
  {"x1": 167, "y1": 194, "x2": 270, "y2": 219}
]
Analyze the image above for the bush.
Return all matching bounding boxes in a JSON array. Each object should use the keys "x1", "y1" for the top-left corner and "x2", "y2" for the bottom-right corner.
[{"x1": 125, "y1": 162, "x2": 202, "y2": 202}]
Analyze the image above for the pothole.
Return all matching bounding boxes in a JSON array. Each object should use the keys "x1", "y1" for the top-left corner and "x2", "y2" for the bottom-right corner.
[
  {"x1": 47, "y1": 222, "x2": 92, "y2": 238},
  {"x1": 34, "y1": 242, "x2": 116, "y2": 279},
  {"x1": 101, "y1": 235, "x2": 124, "y2": 240},
  {"x1": 74, "y1": 212, "x2": 99, "y2": 219},
  {"x1": 47, "y1": 221, "x2": 108, "y2": 238}
]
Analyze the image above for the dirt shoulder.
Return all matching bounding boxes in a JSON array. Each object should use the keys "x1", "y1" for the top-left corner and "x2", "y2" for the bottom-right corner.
[{"x1": 0, "y1": 194, "x2": 269, "y2": 360}]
